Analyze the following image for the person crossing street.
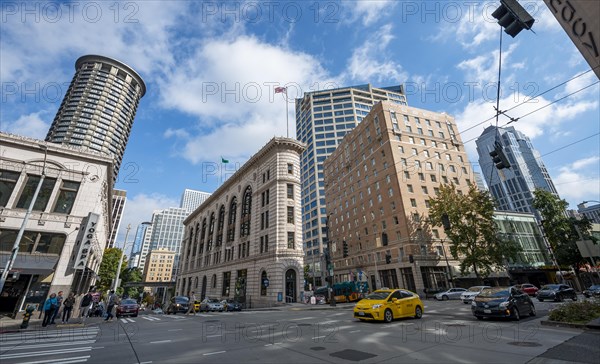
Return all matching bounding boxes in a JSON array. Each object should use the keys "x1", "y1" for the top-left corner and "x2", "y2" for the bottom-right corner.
[
  {"x1": 104, "y1": 290, "x2": 117, "y2": 321},
  {"x1": 186, "y1": 291, "x2": 197, "y2": 315}
]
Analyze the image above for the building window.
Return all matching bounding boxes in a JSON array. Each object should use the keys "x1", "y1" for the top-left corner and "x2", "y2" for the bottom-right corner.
[
  {"x1": 0, "y1": 170, "x2": 20, "y2": 207},
  {"x1": 16, "y1": 175, "x2": 57, "y2": 211},
  {"x1": 222, "y1": 272, "x2": 231, "y2": 296},
  {"x1": 287, "y1": 184, "x2": 294, "y2": 199},
  {"x1": 287, "y1": 232, "x2": 295, "y2": 249},
  {"x1": 287, "y1": 206, "x2": 294, "y2": 224},
  {"x1": 212, "y1": 274, "x2": 217, "y2": 288},
  {"x1": 261, "y1": 271, "x2": 268, "y2": 296},
  {"x1": 287, "y1": 163, "x2": 294, "y2": 174},
  {"x1": 227, "y1": 197, "x2": 237, "y2": 242},
  {"x1": 240, "y1": 186, "x2": 252, "y2": 237}
]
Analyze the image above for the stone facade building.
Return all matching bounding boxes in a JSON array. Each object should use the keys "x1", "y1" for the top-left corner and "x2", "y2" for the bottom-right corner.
[
  {"x1": 142, "y1": 248, "x2": 175, "y2": 283},
  {"x1": 177, "y1": 138, "x2": 305, "y2": 307},
  {"x1": 0, "y1": 132, "x2": 112, "y2": 315},
  {"x1": 324, "y1": 101, "x2": 476, "y2": 292}
]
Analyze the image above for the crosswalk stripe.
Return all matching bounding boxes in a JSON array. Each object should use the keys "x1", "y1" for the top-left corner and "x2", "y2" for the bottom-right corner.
[
  {"x1": 1, "y1": 340, "x2": 96, "y2": 351},
  {"x1": 19, "y1": 355, "x2": 91, "y2": 364},
  {"x1": 0, "y1": 347, "x2": 92, "y2": 360},
  {"x1": 143, "y1": 316, "x2": 161, "y2": 321}
]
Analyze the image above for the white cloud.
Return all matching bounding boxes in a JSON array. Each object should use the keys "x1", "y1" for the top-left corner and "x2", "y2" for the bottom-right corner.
[
  {"x1": 554, "y1": 157, "x2": 600, "y2": 207},
  {"x1": 1, "y1": 112, "x2": 50, "y2": 139},
  {"x1": 344, "y1": 0, "x2": 397, "y2": 26},
  {"x1": 116, "y1": 193, "x2": 179, "y2": 245},
  {"x1": 343, "y1": 23, "x2": 407, "y2": 84}
]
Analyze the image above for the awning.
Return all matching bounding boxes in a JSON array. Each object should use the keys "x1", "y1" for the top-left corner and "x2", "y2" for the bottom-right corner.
[{"x1": 0, "y1": 253, "x2": 58, "y2": 275}]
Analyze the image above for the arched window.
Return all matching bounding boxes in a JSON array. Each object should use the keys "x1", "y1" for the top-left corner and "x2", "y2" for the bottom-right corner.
[
  {"x1": 261, "y1": 271, "x2": 268, "y2": 296},
  {"x1": 216, "y1": 205, "x2": 225, "y2": 246},
  {"x1": 227, "y1": 197, "x2": 237, "y2": 242},
  {"x1": 200, "y1": 218, "x2": 207, "y2": 254},
  {"x1": 212, "y1": 274, "x2": 217, "y2": 288},
  {"x1": 207, "y1": 212, "x2": 215, "y2": 251},
  {"x1": 192, "y1": 223, "x2": 200, "y2": 256},
  {"x1": 240, "y1": 186, "x2": 252, "y2": 237}
]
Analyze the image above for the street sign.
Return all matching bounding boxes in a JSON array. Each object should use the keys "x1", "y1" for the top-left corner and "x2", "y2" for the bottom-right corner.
[
  {"x1": 262, "y1": 278, "x2": 270, "y2": 287},
  {"x1": 73, "y1": 213, "x2": 100, "y2": 270}
]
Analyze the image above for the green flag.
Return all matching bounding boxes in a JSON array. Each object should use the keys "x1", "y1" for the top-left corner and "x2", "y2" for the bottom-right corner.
[{"x1": 221, "y1": 157, "x2": 229, "y2": 164}]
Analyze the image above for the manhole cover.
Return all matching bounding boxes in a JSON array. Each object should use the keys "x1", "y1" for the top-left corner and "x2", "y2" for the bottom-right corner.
[
  {"x1": 311, "y1": 347, "x2": 326, "y2": 351},
  {"x1": 507, "y1": 341, "x2": 542, "y2": 347},
  {"x1": 330, "y1": 349, "x2": 377, "y2": 362}
]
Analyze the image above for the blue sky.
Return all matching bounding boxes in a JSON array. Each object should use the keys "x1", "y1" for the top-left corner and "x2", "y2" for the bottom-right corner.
[{"x1": 2, "y1": 1, "x2": 599, "y2": 244}]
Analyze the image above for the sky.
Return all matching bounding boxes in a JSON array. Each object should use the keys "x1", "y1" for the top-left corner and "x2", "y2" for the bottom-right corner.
[{"x1": 2, "y1": 1, "x2": 599, "y2": 246}]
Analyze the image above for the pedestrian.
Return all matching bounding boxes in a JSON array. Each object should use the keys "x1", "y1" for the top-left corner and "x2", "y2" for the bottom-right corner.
[
  {"x1": 79, "y1": 291, "x2": 93, "y2": 324},
  {"x1": 61, "y1": 292, "x2": 75, "y2": 323},
  {"x1": 50, "y1": 291, "x2": 63, "y2": 324},
  {"x1": 186, "y1": 291, "x2": 197, "y2": 315},
  {"x1": 104, "y1": 290, "x2": 117, "y2": 321},
  {"x1": 42, "y1": 293, "x2": 58, "y2": 327}
]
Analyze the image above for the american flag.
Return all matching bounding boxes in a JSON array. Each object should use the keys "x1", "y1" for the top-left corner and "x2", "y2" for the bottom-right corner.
[{"x1": 274, "y1": 86, "x2": 287, "y2": 93}]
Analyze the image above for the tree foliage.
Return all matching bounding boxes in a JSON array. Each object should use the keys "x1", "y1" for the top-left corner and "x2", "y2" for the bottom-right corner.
[
  {"x1": 532, "y1": 189, "x2": 593, "y2": 270},
  {"x1": 97, "y1": 248, "x2": 128, "y2": 294},
  {"x1": 429, "y1": 183, "x2": 521, "y2": 283},
  {"x1": 121, "y1": 268, "x2": 143, "y2": 298}
]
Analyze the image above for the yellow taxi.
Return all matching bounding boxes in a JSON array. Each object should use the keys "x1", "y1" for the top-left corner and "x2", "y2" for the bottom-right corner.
[{"x1": 353, "y1": 289, "x2": 424, "y2": 322}]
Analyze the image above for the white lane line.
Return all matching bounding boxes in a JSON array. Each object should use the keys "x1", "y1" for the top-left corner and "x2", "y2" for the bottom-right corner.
[
  {"x1": 4, "y1": 340, "x2": 96, "y2": 351},
  {"x1": 1, "y1": 347, "x2": 92, "y2": 360},
  {"x1": 203, "y1": 351, "x2": 226, "y2": 356},
  {"x1": 312, "y1": 336, "x2": 327, "y2": 340},
  {"x1": 127, "y1": 318, "x2": 135, "y2": 323},
  {"x1": 20, "y1": 356, "x2": 91, "y2": 364},
  {"x1": 143, "y1": 316, "x2": 161, "y2": 321},
  {"x1": 149, "y1": 340, "x2": 172, "y2": 344},
  {"x1": 349, "y1": 330, "x2": 361, "y2": 333},
  {"x1": 139, "y1": 362, "x2": 153, "y2": 364},
  {"x1": 168, "y1": 329, "x2": 182, "y2": 332},
  {"x1": 290, "y1": 317, "x2": 315, "y2": 321},
  {"x1": 120, "y1": 318, "x2": 128, "y2": 323},
  {"x1": 206, "y1": 334, "x2": 222, "y2": 338}
]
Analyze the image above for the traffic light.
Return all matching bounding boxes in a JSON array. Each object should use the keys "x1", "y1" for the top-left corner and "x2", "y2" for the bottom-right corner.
[
  {"x1": 342, "y1": 241, "x2": 349, "y2": 258},
  {"x1": 489, "y1": 142, "x2": 511, "y2": 170},
  {"x1": 491, "y1": 0, "x2": 535, "y2": 38},
  {"x1": 325, "y1": 250, "x2": 331, "y2": 270},
  {"x1": 385, "y1": 254, "x2": 392, "y2": 264},
  {"x1": 408, "y1": 254, "x2": 414, "y2": 263}
]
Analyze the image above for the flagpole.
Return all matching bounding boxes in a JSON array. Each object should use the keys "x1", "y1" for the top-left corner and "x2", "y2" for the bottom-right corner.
[{"x1": 285, "y1": 88, "x2": 289, "y2": 138}]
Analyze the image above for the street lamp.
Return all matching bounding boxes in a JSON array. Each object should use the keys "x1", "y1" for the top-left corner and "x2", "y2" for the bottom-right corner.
[
  {"x1": 0, "y1": 144, "x2": 48, "y2": 293},
  {"x1": 112, "y1": 224, "x2": 132, "y2": 292}
]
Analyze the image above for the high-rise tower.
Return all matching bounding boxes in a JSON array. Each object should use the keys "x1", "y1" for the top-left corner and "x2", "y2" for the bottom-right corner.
[
  {"x1": 476, "y1": 126, "x2": 559, "y2": 213},
  {"x1": 45, "y1": 55, "x2": 146, "y2": 179},
  {"x1": 295, "y1": 84, "x2": 407, "y2": 282}
]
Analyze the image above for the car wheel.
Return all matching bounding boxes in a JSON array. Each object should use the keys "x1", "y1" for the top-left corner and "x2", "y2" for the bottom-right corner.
[
  {"x1": 383, "y1": 309, "x2": 393, "y2": 323},
  {"x1": 414, "y1": 306, "x2": 423, "y2": 319},
  {"x1": 442, "y1": 295, "x2": 449, "y2": 301},
  {"x1": 538, "y1": 298, "x2": 543, "y2": 302},
  {"x1": 557, "y1": 295, "x2": 564, "y2": 302},
  {"x1": 133, "y1": 313, "x2": 138, "y2": 318},
  {"x1": 476, "y1": 316, "x2": 483, "y2": 320},
  {"x1": 512, "y1": 308, "x2": 520, "y2": 321},
  {"x1": 529, "y1": 304, "x2": 536, "y2": 316}
]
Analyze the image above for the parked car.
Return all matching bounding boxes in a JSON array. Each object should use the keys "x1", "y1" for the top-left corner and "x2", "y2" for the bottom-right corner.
[
  {"x1": 200, "y1": 298, "x2": 224, "y2": 312},
  {"x1": 537, "y1": 284, "x2": 577, "y2": 302},
  {"x1": 461, "y1": 286, "x2": 491, "y2": 304},
  {"x1": 514, "y1": 283, "x2": 539, "y2": 296},
  {"x1": 471, "y1": 287, "x2": 536, "y2": 321},
  {"x1": 434, "y1": 288, "x2": 468, "y2": 301},
  {"x1": 354, "y1": 289, "x2": 424, "y2": 323},
  {"x1": 221, "y1": 299, "x2": 243, "y2": 311},
  {"x1": 166, "y1": 296, "x2": 190, "y2": 314},
  {"x1": 116, "y1": 299, "x2": 139, "y2": 318},
  {"x1": 583, "y1": 285, "x2": 600, "y2": 298}
]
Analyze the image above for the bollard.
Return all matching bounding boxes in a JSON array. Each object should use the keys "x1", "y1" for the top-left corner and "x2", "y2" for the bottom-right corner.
[{"x1": 20, "y1": 305, "x2": 35, "y2": 329}]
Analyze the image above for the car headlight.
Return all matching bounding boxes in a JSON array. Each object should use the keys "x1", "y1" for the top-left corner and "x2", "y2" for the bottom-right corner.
[
  {"x1": 471, "y1": 301, "x2": 477, "y2": 307},
  {"x1": 372, "y1": 304, "x2": 382, "y2": 309},
  {"x1": 499, "y1": 302, "x2": 509, "y2": 309}
]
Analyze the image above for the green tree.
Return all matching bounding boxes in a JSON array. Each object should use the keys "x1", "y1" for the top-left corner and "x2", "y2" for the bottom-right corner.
[
  {"x1": 121, "y1": 268, "x2": 143, "y2": 299},
  {"x1": 429, "y1": 183, "x2": 521, "y2": 284},
  {"x1": 97, "y1": 248, "x2": 128, "y2": 294},
  {"x1": 304, "y1": 264, "x2": 311, "y2": 290},
  {"x1": 532, "y1": 189, "x2": 593, "y2": 274}
]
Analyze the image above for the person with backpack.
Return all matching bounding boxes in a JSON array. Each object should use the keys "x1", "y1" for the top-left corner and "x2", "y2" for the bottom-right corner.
[
  {"x1": 79, "y1": 291, "x2": 93, "y2": 324},
  {"x1": 42, "y1": 293, "x2": 58, "y2": 327},
  {"x1": 61, "y1": 292, "x2": 76, "y2": 324},
  {"x1": 104, "y1": 290, "x2": 117, "y2": 321}
]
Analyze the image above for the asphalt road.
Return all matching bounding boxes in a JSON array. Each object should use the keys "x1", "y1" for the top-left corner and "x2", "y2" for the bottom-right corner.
[{"x1": 0, "y1": 298, "x2": 595, "y2": 364}]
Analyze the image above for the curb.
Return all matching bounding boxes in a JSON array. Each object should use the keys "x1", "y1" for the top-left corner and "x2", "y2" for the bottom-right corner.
[{"x1": 540, "y1": 320, "x2": 590, "y2": 329}]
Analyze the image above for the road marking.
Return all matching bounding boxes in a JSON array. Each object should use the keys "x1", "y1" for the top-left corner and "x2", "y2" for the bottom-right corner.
[
  {"x1": 203, "y1": 351, "x2": 226, "y2": 356},
  {"x1": 0, "y1": 347, "x2": 92, "y2": 360},
  {"x1": 20, "y1": 355, "x2": 91, "y2": 364},
  {"x1": 143, "y1": 316, "x2": 161, "y2": 321},
  {"x1": 168, "y1": 329, "x2": 183, "y2": 332},
  {"x1": 139, "y1": 362, "x2": 153, "y2": 364},
  {"x1": 349, "y1": 330, "x2": 361, "y2": 333},
  {"x1": 290, "y1": 317, "x2": 315, "y2": 321},
  {"x1": 206, "y1": 334, "x2": 222, "y2": 338},
  {"x1": 312, "y1": 336, "x2": 327, "y2": 340},
  {"x1": 4, "y1": 340, "x2": 97, "y2": 351},
  {"x1": 149, "y1": 340, "x2": 172, "y2": 344}
]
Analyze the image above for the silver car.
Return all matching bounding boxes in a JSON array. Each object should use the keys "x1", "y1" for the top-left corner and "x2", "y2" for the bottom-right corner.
[
  {"x1": 461, "y1": 286, "x2": 491, "y2": 304},
  {"x1": 434, "y1": 288, "x2": 468, "y2": 301},
  {"x1": 200, "y1": 298, "x2": 224, "y2": 312}
]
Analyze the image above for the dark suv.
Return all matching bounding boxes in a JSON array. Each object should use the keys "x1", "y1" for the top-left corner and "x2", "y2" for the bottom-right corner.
[
  {"x1": 166, "y1": 296, "x2": 190, "y2": 314},
  {"x1": 537, "y1": 284, "x2": 577, "y2": 302}
]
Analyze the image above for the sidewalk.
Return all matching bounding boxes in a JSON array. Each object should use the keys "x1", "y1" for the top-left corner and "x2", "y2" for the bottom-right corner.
[
  {"x1": 0, "y1": 314, "x2": 102, "y2": 334},
  {"x1": 245, "y1": 302, "x2": 356, "y2": 312}
]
